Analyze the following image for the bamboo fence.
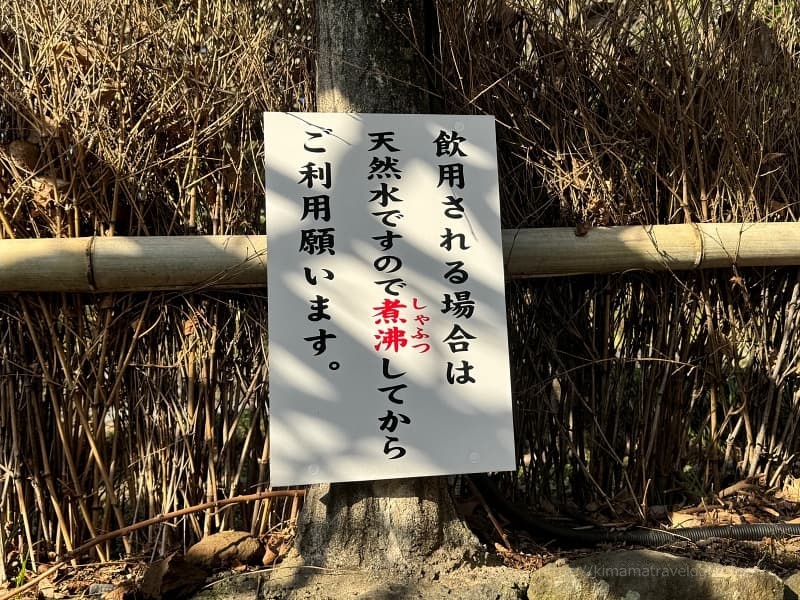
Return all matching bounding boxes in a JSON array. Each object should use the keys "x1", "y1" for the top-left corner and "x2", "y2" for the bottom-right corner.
[
  {"x1": 2, "y1": 0, "x2": 800, "y2": 575},
  {"x1": 1, "y1": 223, "x2": 798, "y2": 292}
]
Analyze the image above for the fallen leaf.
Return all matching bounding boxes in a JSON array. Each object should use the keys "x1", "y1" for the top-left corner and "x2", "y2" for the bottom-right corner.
[
  {"x1": 140, "y1": 553, "x2": 208, "y2": 600},
  {"x1": 786, "y1": 516, "x2": 800, "y2": 524},
  {"x1": 262, "y1": 547, "x2": 278, "y2": 566},
  {"x1": 230, "y1": 560, "x2": 247, "y2": 573},
  {"x1": 37, "y1": 577, "x2": 59, "y2": 600},
  {"x1": 102, "y1": 582, "x2": 139, "y2": 600}
]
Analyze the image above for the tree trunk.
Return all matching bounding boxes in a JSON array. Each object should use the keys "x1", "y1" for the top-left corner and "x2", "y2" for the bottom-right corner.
[
  {"x1": 296, "y1": 478, "x2": 479, "y2": 576},
  {"x1": 315, "y1": 0, "x2": 431, "y2": 115},
  {"x1": 291, "y1": 0, "x2": 481, "y2": 576}
]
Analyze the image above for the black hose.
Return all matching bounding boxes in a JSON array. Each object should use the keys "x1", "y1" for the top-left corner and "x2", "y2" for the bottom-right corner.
[{"x1": 469, "y1": 474, "x2": 800, "y2": 547}]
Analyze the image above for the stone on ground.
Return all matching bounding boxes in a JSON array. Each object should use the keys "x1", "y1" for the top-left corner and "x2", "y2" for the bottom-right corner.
[
  {"x1": 185, "y1": 531, "x2": 264, "y2": 570},
  {"x1": 187, "y1": 549, "x2": 794, "y2": 600},
  {"x1": 785, "y1": 571, "x2": 800, "y2": 600},
  {"x1": 528, "y1": 549, "x2": 785, "y2": 600}
]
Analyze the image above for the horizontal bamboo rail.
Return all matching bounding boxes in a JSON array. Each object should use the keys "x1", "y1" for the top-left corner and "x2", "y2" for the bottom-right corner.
[{"x1": 0, "y1": 223, "x2": 798, "y2": 292}]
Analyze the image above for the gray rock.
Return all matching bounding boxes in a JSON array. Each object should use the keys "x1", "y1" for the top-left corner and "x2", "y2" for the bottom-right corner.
[
  {"x1": 527, "y1": 549, "x2": 784, "y2": 600},
  {"x1": 188, "y1": 550, "x2": 788, "y2": 600},
  {"x1": 785, "y1": 571, "x2": 800, "y2": 600},
  {"x1": 86, "y1": 583, "x2": 116, "y2": 596}
]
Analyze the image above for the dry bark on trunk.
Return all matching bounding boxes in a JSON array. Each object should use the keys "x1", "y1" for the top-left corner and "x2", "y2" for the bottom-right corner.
[{"x1": 296, "y1": 477, "x2": 480, "y2": 576}]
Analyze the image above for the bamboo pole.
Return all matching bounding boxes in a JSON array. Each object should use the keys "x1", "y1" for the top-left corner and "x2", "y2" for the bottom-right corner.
[
  {"x1": 501, "y1": 222, "x2": 800, "y2": 277},
  {"x1": 0, "y1": 235, "x2": 266, "y2": 292},
  {"x1": 0, "y1": 223, "x2": 798, "y2": 293}
]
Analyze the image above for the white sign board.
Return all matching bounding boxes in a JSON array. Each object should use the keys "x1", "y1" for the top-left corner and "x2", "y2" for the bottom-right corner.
[{"x1": 264, "y1": 112, "x2": 514, "y2": 486}]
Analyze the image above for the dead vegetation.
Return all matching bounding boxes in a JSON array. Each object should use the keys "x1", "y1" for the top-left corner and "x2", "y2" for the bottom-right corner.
[
  {"x1": 435, "y1": 0, "x2": 800, "y2": 518},
  {"x1": 0, "y1": 0, "x2": 312, "y2": 580},
  {"x1": 0, "y1": 0, "x2": 799, "y2": 588}
]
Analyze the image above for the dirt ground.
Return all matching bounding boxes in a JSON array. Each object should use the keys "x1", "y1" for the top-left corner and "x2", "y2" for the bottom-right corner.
[
  {"x1": 4, "y1": 537, "x2": 798, "y2": 600},
  {"x1": 4, "y1": 483, "x2": 800, "y2": 600},
  {"x1": 202, "y1": 563, "x2": 530, "y2": 600}
]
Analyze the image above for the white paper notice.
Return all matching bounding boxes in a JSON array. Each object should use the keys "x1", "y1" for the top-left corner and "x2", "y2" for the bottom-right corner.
[{"x1": 264, "y1": 112, "x2": 514, "y2": 486}]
